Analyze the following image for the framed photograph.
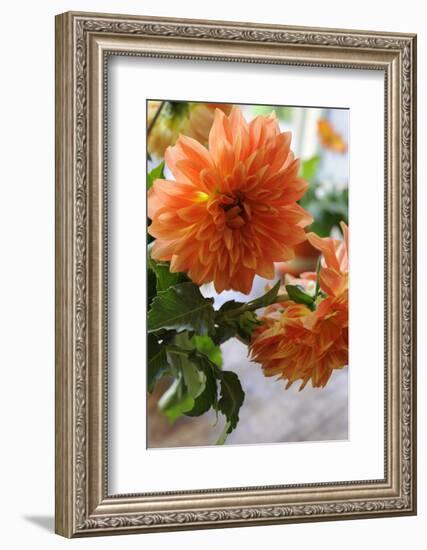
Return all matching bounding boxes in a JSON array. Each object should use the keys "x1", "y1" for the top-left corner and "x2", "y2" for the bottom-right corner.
[{"x1": 55, "y1": 11, "x2": 417, "y2": 537}]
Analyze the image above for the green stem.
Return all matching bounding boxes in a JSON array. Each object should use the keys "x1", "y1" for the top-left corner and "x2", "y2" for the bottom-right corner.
[
  {"x1": 315, "y1": 256, "x2": 322, "y2": 299},
  {"x1": 215, "y1": 293, "x2": 289, "y2": 324},
  {"x1": 246, "y1": 293, "x2": 289, "y2": 312}
]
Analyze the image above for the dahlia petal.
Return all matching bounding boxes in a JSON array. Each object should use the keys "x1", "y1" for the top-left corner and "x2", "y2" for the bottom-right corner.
[
  {"x1": 148, "y1": 219, "x2": 191, "y2": 240},
  {"x1": 208, "y1": 233, "x2": 223, "y2": 252},
  {"x1": 249, "y1": 231, "x2": 295, "y2": 261},
  {"x1": 147, "y1": 187, "x2": 164, "y2": 219},
  {"x1": 268, "y1": 132, "x2": 292, "y2": 172},
  {"x1": 242, "y1": 252, "x2": 257, "y2": 269},
  {"x1": 228, "y1": 105, "x2": 248, "y2": 135},
  {"x1": 306, "y1": 232, "x2": 341, "y2": 272},
  {"x1": 195, "y1": 217, "x2": 217, "y2": 240},
  {"x1": 338, "y1": 222, "x2": 349, "y2": 272},
  {"x1": 319, "y1": 267, "x2": 345, "y2": 297},
  {"x1": 249, "y1": 116, "x2": 264, "y2": 150},
  {"x1": 227, "y1": 216, "x2": 245, "y2": 229},
  {"x1": 215, "y1": 141, "x2": 236, "y2": 179},
  {"x1": 151, "y1": 239, "x2": 180, "y2": 261},
  {"x1": 229, "y1": 161, "x2": 247, "y2": 192},
  {"x1": 174, "y1": 134, "x2": 213, "y2": 169},
  {"x1": 244, "y1": 150, "x2": 267, "y2": 177},
  {"x1": 152, "y1": 179, "x2": 202, "y2": 201},
  {"x1": 217, "y1": 249, "x2": 228, "y2": 271},
  {"x1": 188, "y1": 261, "x2": 214, "y2": 285},
  {"x1": 341, "y1": 221, "x2": 349, "y2": 253},
  {"x1": 231, "y1": 267, "x2": 254, "y2": 294},
  {"x1": 169, "y1": 253, "x2": 188, "y2": 273},
  {"x1": 276, "y1": 156, "x2": 300, "y2": 182},
  {"x1": 279, "y1": 203, "x2": 314, "y2": 227},
  {"x1": 200, "y1": 168, "x2": 221, "y2": 193},
  {"x1": 249, "y1": 114, "x2": 279, "y2": 151},
  {"x1": 213, "y1": 266, "x2": 228, "y2": 294},
  {"x1": 280, "y1": 177, "x2": 310, "y2": 203},
  {"x1": 164, "y1": 145, "x2": 189, "y2": 182},
  {"x1": 255, "y1": 259, "x2": 275, "y2": 280},
  {"x1": 208, "y1": 109, "x2": 228, "y2": 164},
  {"x1": 174, "y1": 159, "x2": 207, "y2": 189},
  {"x1": 281, "y1": 150, "x2": 295, "y2": 172},
  {"x1": 156, "y1": 210, "x2": 177, "y2": 224},
  {"x1": 176, "y1": 204, "x2": 206, "y2": 223},
  {"x1": 223, "y1": 228, "x2": 233, "y2": 251}
]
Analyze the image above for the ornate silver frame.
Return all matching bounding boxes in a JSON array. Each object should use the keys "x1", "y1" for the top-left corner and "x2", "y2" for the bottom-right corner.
[{"x1": 55, "y1": 11, "x2": 417, "y2": 537}]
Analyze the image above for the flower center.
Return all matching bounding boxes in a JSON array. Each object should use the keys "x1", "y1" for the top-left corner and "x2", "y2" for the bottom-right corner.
[{"x1": 219, "y1": 193, "x2": 250, "y2": 229}]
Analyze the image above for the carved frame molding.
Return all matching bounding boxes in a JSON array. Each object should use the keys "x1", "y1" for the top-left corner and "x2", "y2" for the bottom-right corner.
[{"x1": 55, "y1": 12, "x2": 416, "y2": 537}]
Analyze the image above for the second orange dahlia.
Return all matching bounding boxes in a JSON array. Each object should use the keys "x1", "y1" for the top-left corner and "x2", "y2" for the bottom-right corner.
[{"x1": 250, "y1": 223, "x2": 349, "y2": 389}]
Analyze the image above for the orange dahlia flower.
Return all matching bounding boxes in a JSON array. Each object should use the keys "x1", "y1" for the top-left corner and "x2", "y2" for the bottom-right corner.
[
  {"x1": 148, "y1": 106, "x2": 312, "y2": 294},
  {"x1": 147, "y1": 101, "x2": 232, "y2": 158},
  {"x1": 250, "y1": 223, "x2": 349, "y2": 389}
]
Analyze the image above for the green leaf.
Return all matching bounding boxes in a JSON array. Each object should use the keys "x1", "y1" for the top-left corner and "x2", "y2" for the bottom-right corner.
[
  {"x1": 212, "y1": 324, "x2": 237, "y2": 345},
  {"x1": 298, "y1": 182, "x2": 348, "y2": 237},
  {"x1": 147, "y1": 334, "x2": 169, "y2": 392},
  {"x1": 185, "y1": 351, "x2": 245, "y2": 440},
  {"x1": 148, "y1": 268, "x2": 157, "y2": 308},
  {"x1": 299, "y1": 155, "x2": 321, "y2": 182},
  {"x1": 148, "y1": 282, "x2": 215, "y2": 335},
  {"x1": 192, "y1": 335, "x2": 222, "y2": 367},
  {"x1": 322, "y1": 200, "x2": 348, "y2": 218},
  {"x1": 215, "y1": 295, "x2": 267, "y2": 344},
  {"x1": 181, "y1": 361, "x2": 206, "y2": 401},
  {"x1": 172, "y1": 331, "x2": 193, "y2": 349},
  {"x1": 158, "y1": 376, "x2": 195, "y2": 423},
  {"x1": 166, "y1": 342, "x2": 205, "y2": 400},
  {"x1": 236, "y1": 311, "x2": 261, "y2": 343},
  {"x1": 159, "y1": 347, "x2": 206, "y2": 422},
  {"x1": 185, "y1": 364, "x2": 218, "y2": 417},
  {"x1": 247, "y1": 280, "x2": 281, "y2": 310},
  {"x1": 285, "y1": 284, "x2": 315, "y2": 310},
  {"x1": 149, "y1": 257, "x2": 189, "y2": 292},
  {"x1": 217, "y1": 370, "x2": 245, "y2": 436},
  {"x1": 162, "y1": 342, "x2": 218, "y2": 419},
  {"x1": 147, "y1": 161, "x2": 165, "y2": 189},
  {"x1": 218, "y1": 300, "x2": 244, "y2": 313}
]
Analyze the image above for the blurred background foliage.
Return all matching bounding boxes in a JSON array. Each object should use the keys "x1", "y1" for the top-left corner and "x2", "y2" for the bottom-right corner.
[{"x1": 299, "y1": 155, "x2": 348, "y2": 238}]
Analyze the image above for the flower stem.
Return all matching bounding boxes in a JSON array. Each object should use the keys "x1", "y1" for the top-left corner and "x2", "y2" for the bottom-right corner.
[
  {"x1": 248, "y1": 293, "x2": 289, "y2": 311},
  {"x1": 215, "y1": 293, "x2": 289, "y2": 323},
  {"x1": 315, "y1": 256, "x2": 322, "y2": 299}
]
